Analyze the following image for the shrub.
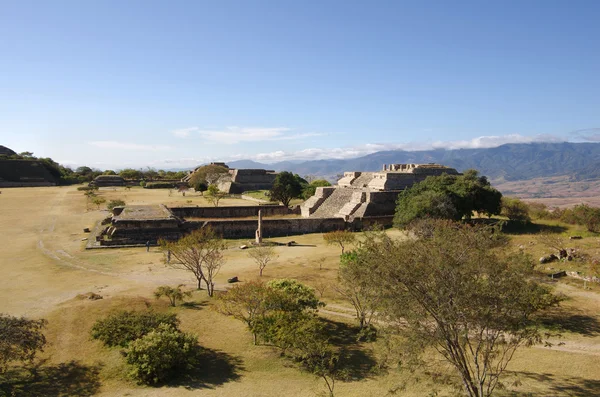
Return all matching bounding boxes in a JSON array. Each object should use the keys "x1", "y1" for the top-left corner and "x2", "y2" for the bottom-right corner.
[
  {"x1": 90, "y1": 311, "x2": 179, "y2": 348},
  {"x1": 0, "y1": 314, "x2": 47, "y2": 373},
  {"x1": 144, "y1": 182, "x2": 177, "y2": 189},
  {"x1": 501, "y1": 197, "x2": 531, "y2": 223},
  {"x1": 125, "y1": 324, "x2": 199, "y2": 384},
  {"x1": 107, "y1": 199, "x2": 126, "y2": 211},
  {"x1": 139, "y1": 181, "x2": 146, "y2": 187}
]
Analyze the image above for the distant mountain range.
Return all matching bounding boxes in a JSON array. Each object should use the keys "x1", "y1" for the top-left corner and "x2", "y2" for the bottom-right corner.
[{"x1": 227, "y1": 142, "x2": 600, "y2": 182}]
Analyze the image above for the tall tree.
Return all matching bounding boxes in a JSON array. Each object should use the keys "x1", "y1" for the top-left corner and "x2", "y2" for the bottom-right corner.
[
  {"x1": 362, "y1": 220, "x2": 560, "y2": 397},
  {"x1": 160, "y1": 227, "x2": 226, "y2": 296},
  {"x1": 269, "y1": 171, "x2": 303, "y2": 207},
  {"x1": 0, "y1": 314, "x2": 47, "y2": 373}
]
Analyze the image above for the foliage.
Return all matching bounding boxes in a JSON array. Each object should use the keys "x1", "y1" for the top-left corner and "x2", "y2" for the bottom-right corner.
[
  {"x1": 154, "y1": 285, "x2": 192, "y2": 307},
  {"x1": 144, "y1": 182, "x2": 176, "y2": 189},
  {"x1": 501, "y1": 197, "x2": 531, "y2": 223},
  {"x1": 160, "y1": 227, "x2": 226, "y2": 296},
  {"x1": 0, "y1": 314, "x2": 47, "y2": 373},
  {"x1": 360, "y1": 220, "x2": 560, "y2": 397},
  {"x1": 323, "y1": 230, "x2": 356, "y2": 254},
  {"x1": 124, "y1": 324, "x2": 199, "y2": 385},
  {"x1": 91, "y1": 196, "x2": 106, "y2": 209},
  {"x1": 106, "y1": 199, "x2": 126, "y2": 211},
  {"x1": 335, "y1": 251, "x2": 380, "y2": 331},
  {"x1": 394, "y1": 169, "x2": 502, "y2": 228},
  {"x1": 205, "y1": 184, "x2": 226, "y2": 207},
  {"x1": 214, "y1": 280, "x2": 280, "y2": 344},
  {"x1": 187, "y1": 164, "x2": 229, "y2": 188},
  {"x1": 193, "y1": 181, "x2": 208, "y2": 194},
  {"x1": 248, "y1": 244, "x2": 277, "y2": 276},
  {"x1": 90, "y1": 310, "x2": 179, "y2": 348},
  {"x1": 269, "y1": 171, "x2": 304, "y2": 207},
  {"x1": 302, "y1": 179, "x2": 332, "y2": 199},
  {"x1": 267, "y1": 279, "x2": 324, "y2": 311},
  {"x1": 534, "y1": 203, "x2": 600, "y2": 232}
]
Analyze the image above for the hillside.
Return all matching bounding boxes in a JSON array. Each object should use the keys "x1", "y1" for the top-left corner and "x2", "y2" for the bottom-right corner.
[{"x1": 230, "y1": 142, "x2": 600, "y2": 183}]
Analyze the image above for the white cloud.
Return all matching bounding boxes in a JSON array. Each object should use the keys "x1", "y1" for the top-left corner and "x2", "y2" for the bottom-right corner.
[
  {"x1": 88, "y1": 141, "x2": 173, "y2": 151},
  {"x1": 170, "y1": 127, "x2": 197, "y2": 138},
  {"x1": 171, "y1": 126, "x2": 322, "y2": 144},
  {"x1": 570, "y1": 128, "x2": 600, "y2": 142},
  {"x1": 249, "y1": 134, "x2": 566, "y2": 163}
]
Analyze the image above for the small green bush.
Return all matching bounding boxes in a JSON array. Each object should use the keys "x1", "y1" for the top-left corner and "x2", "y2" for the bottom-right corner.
[
  {"x1": 107, "y1": 199, "x2": 126, "y2": 211},
  {"x1": 125, "y1": 324, "x2": 199, "y2": 384},
  {"x1": 90, "y1": 311, "x2": 179, "y2": 348}
]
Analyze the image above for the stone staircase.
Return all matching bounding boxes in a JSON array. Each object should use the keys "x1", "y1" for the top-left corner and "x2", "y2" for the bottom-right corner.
[{"x1": 311, "y1": 188, "x2": 356, "y2": 218}]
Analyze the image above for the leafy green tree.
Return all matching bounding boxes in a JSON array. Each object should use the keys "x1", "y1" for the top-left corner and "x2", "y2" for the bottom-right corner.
[
  {"x1": 335, "y1": 251, "x2": 380, "y2": 330},
  {"x1": 154, "y1": 285, "x2": 192, "y2": 307},
  {"x1": 188, "y1": 164, "x2": 229, "y2": 188},
  {"x1": 124, "y1": 324, "x2": 199, "y2": 385},
  {"x1": 160, "y1": 227, "x2": 226, "y2": 295},
  {"x1": 302, "y1": 179, "x2": 332, "y2": 199},
  {"x1": 269, "y1": 171, "x2": 303, "y2": 207},
  {"x1": 323, "y1": 230, "x2": 356, "y2": 254},
  {"x1": 194, "y1": 181, "x2": 208, "y2": 195},
  {"x1": 501, "y1": 197, "x2": 531, "y2": 223},
  {"x1": 107, "y1": 199, "x2": 126, "y2": 211},
  {"x1": 205, "y1": 184, "x2": 226, "y2": 207},
  {"x1": 267, "y1": 279, "x2": 324, "y2": 311},
  {"x1": 394, "y1": 169, "x2": 502, "y2": 228},
  {"x1": 360, "y1": 220, "x2": 560, "y2": 397},
  {"x1": 0, "y1": 314, "x2": 47, "y2": 373},
  {"x1": 90, "y1": 311, "x2": 179, "y2": 348}
]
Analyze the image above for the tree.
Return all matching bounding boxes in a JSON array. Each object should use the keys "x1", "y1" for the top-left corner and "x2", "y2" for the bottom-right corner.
[
  {"x1": 361, "y1": 220, "x2": 560, "y2": 397},
  {"x1": 501, "y1": 197, "x2": 531, "y2": 223},
  {"x1": 92, "y1": 196, "x2": 106, "y2": 209},
  {"x1": 205, "y1": 184, "x2": 226, "y2": 207},
  {"x1": 125, "y1": 324, "x2": 199, "y2": 385},
  {"x1": 269, "y1": 171, "x2": 303, "y2": 207},
  {"x1": 0, "y1": 314, "x2": 47, "y2": 373},
  {"x1": 302, "y1": 179, "x2": 332, "y2": 199},
  {"x1": 323, "y1": 230, "x2": 356, "y2": 254},
  {"x1": 188, "y1": 164, "x2": 229, "y2": 188},
  {"x1": 107, "y1": 199, "x2": 126, "y2": 211},
  {"x1": 119, "y1": 168, "x2": 144, "y2": 180},
  {"x1": 335, "y1": 251, "x2": 379, "y2": 330},
  {"x1": 267, "y1": 279, "x2": 324, "y2": 311},
  {"x1": 194, "y1": 181, "x2": 208, "y2": 195},
  {"x1": 160, "y1": 227, "x2": 226, "y2": 295},
  {"x1": 248, "y1": 244, "x2": 277, "y2": 276},
  {"x1": 214, "y1": 280, "x2": 280, "y2": 344},
  {"x1": 154, "y1": 285, "x2": 192, "y2": 306},
  {"x1": 394, "y1": 170, "x2": 502, "y2": 228}
]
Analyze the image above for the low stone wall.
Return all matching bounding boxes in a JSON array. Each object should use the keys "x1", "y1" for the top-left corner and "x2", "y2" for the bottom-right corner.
[
  {"x1": 0, "y1": 181, "x2": 56, "y2": 187},
  {"x1": 170, "y1": 205, "x2": 296, "y2": 219},
  {"x1": 184, "y1": 217, "x2": 348, "y2": 239}
]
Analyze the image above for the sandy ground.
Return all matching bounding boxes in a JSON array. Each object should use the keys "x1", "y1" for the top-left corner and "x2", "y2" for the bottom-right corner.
[{"x1": 1, "y1": 185, "x2": 600, "y2": 396}]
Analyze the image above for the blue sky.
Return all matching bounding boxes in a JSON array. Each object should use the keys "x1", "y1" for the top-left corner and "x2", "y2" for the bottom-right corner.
[{"x1": 1, "y1": 0, "x2": 599, "y2": 169}]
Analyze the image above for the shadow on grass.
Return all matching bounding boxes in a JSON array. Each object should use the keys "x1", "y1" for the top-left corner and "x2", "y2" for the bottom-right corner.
[
  {"x1": 180, "y1": 301, "x2": 209, "y2": 310},
  {"x1": 166, "y1": 347, "x2": 244, "y2": 390},
  {"x1": 537, "y1": 308, "x2": 600, "y2": 337},
  {"x1": 507, "y1": 372, "x2": 600, "y2": 397},
  {"x1": 501, "y1": 221, "x2": 568, "y2": 235},
  {"x1": 320, "y1": 318, "x2": 378, "y2": 380},
  {"x1": 0, "y1": 360, "x2": 102, "y2": 397}
]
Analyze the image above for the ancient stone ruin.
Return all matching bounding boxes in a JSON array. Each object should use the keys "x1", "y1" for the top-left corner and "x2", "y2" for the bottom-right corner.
[
  {"x1": 88, "y1": 163, "x2": 459, "y2": 248},
  {"x1": 0, "y1": 145, "x2": 58, "y2": 187},
  {"x1": 182, "y1": 163, "x2": 278, "y2": 194},
  {"x1": 91, "y1": 175, "x2": 126, "y2": 187}
]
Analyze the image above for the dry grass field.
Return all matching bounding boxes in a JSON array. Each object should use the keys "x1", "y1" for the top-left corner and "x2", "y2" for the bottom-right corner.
[{"x1": 1, "y1": 185, "x2": 600, "y2": 396}]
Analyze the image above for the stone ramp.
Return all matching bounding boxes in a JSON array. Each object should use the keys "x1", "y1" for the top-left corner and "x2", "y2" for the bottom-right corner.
[
  {"x1": 350, "y1": 173, "x2": 375, "y2": 188},
  {"x1": 311, "y1": 188, "x2": 356, "y2": 218}
]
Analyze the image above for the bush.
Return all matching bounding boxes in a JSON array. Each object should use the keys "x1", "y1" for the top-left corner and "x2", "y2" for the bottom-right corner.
[
  {"x1": 501, "y1": 197, "x2": 531, "y2": 223},
  {"x1": 139, "y1": 181, "x2": 146, "y2": 187},
  {"x1": 107, "y1": 199, "x2": 126, "y2": 211},
  {"x1": 90, "y1": 311, "x2": 179, "y2": 348},
  {"x1": 125, "y1": 324, "x2": 199, "y2": 384},
  {"x1": 144, "y1": 182, "x2": 177, "y2": 189},
  {"x1": 0, "y1": 314, "x2": 47, "y2": 373}
]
